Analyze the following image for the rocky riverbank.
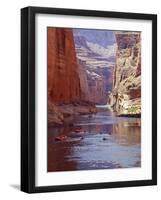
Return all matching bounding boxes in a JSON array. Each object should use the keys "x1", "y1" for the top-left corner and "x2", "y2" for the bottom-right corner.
[{"x1": 48, "y1": 101, "x2": 97, "y2": 126}]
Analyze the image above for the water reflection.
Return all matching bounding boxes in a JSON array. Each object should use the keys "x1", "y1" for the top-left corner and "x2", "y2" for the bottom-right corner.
[
  {"x1": 112, "y1": 120, "x2": 141, "y2": 146},
  {"x1": 48, "y1": 110, "x2": 141, "y2": 172}
]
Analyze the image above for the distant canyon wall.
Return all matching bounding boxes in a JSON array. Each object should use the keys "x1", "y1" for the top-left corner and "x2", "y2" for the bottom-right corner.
[
  {"x1": 74, "y1": 34, "x2": 113, "y2": 104},
  {"x1": 78, "y1": 60, "x2": 107, "y2": 104},
  {"x1": 109, "y1": 32, "x2": 141, "y2": 115}
]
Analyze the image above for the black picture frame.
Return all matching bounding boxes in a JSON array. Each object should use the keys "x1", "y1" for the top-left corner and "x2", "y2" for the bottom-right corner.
[{"x1": 21, "y1": 6, "x2": 157, "y2": 193}]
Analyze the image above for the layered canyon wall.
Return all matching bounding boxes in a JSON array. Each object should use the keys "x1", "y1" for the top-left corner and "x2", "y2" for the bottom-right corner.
[{"x1": 109, "y1": 32, "x2": 141, "y2": 116}]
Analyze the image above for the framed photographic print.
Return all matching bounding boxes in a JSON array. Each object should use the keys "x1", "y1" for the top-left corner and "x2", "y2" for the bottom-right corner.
[{"x1": 21, "y1": 6, "x2": 157, "y2": 193}]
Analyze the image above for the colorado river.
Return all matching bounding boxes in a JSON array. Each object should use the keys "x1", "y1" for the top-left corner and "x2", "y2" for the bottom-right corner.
[{"x1": 48, "y1": 106, "x2": 141, "y2": 172}]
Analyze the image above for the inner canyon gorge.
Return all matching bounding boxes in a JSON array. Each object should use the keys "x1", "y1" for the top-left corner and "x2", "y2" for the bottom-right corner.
[
  {"x1": 47, "y1": 27, "x2": 141, "y2": 172},
  {"x1": 48, "y1": 28, "x2": 141, "y2": 126}
]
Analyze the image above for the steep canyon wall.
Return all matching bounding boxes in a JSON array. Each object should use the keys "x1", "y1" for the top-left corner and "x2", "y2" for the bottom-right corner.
[
  {"x1": 78, "y1": 60, "x2": 107, "y2": 104},
  {"x1": 48, "y1": 28, "x2": 81, "y2": 104},
  {"x1": 109, "y1": 32, "x2": 141, "y2": 116},
  {"x1": 48, "y1": 27, "x2": 105, "y2": 105}
]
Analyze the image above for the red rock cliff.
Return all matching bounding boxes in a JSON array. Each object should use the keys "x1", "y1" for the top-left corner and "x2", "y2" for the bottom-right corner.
[{"x1": 48, "y1": 28, "x2": 81, "y2": 104}]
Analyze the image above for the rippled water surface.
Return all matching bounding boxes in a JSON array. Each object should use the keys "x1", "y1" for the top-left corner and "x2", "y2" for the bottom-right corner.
[{"x1": 48, "y1": 106, "x2": 141, "y2": 172}]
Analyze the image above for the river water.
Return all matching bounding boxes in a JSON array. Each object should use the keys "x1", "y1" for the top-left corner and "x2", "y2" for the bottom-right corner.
[{"x1": 48, "y1": 105, "x2": 141, "y2": 172}]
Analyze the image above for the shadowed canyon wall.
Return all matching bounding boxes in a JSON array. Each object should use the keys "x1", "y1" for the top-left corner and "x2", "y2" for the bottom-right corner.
[
  {"x1": 48, "y1": 28, "x2": 81, "y2": 104},
  {"x1": 109, "y1": 32, "x2": 141, "y2": 115}
]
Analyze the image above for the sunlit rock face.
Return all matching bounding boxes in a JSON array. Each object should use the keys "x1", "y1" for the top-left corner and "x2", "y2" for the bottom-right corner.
[
  {"x1": 48, "y1": 28, "x2": 81, "y2": 104},
  {"x1": 110, "y1": 32, "x2": 141, "y2": 115}
]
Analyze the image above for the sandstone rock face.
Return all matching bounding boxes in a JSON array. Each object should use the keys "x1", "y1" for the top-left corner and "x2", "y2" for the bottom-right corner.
[
  {"x1": 110, "y1": 32, "x2": 141, "y2": 116},
  {"x1": 48, "y1": 28, "x2": 81, "y2": 104}
]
